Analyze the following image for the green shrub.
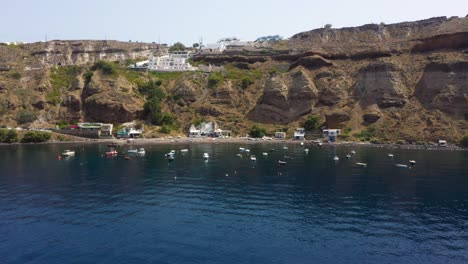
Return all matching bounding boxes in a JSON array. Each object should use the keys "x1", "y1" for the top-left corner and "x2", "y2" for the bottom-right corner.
[
  {"x1": 46, "y1": 88, "x2": 62, "y2": 105},
  {"x1": 169, "y1": 42, "x2": 186, "y2": 52},
  {"x1": 396, "y1": 139, "x2": 406, "y2": 145},
  {"x1": 353, "y1": 126, "x2": 377, "y2": 141},
  {"x1": 17, "y1": 111, "x2": 37, "y2": 124},
  {"x1": 160, "y1": 125, "x2": 172, "y2": 134},
  {"x1": 0, "y1": 129, "x2": 18, "y2": 143},
  {"x1": 303, "y1": 115, "x2": 321, "y2": 131},
  {"x1": 91, "y1": 60, "x2": 116, "y2": 75},
  {"x1": 10, "y1": 72, "x2": 22, "y2": 80},
  {"x1": 21, "y1": 131, "x2": 51, "y2": 143},
  {"x1": 138, "y1": 80, "x2": 165, "y2": 99},
  {"x1": 461, "y1": 134, "x2": 468, "y2": 148},
  {"x1": 249, "y1": 124, "x2": 266, "y2": 138},
  {"x1": 240, "y1": 77, "x2": 253, "y2": 89},
  {"x1": 50, "y1": 66, "x2": 80, "y2": 90},
  {"x1": 83, "y1": 71, "x2": 93, "y2": 84},
  {"x1": 208, "y1": 72, "x2": 224, "y2": 88}
]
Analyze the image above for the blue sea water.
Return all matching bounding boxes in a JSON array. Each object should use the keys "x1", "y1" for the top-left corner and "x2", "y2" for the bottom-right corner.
[{"x1": 0, "y1": 143, "x2": 467, "y2": 264}]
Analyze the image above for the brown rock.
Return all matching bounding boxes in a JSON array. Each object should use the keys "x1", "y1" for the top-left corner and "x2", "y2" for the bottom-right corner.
[
  {"x1": 363, "y1": 113, "x2": 381, "y2": 124},
  {"x1": 32, "y1": 101, "x2": 46, "y2": 110},
  {"x1": 198, "y1": 106, "x2": 222, "y2": 117},
  {"x1": 290, "y1": 55, "x2": 333, "y2": 70},
  {"x1": 326, "y1": 110, "x2": 351, "y2": 128}
]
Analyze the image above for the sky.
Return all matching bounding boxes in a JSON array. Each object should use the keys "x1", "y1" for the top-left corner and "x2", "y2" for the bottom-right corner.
[{"x1": 1, "y1": 0, "x2": 466, "y2": 45}]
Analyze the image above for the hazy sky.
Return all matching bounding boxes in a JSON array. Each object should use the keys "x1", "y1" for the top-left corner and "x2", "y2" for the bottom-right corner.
[{"x1": 1, "y1": 0, "x2": 466, "y2": 45}]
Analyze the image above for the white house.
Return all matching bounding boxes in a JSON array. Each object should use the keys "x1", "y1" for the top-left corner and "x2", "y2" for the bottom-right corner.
[
  {"x1": 294, "y1": 128, "x2": 305, "y2": 140},
  {"x1": 189, "y1": 124, "x2": 201, "y2": 137},
  {"x1": 147, "y1": 51, "x2": 197, "y2": 72},
  {"x1": 200, "y1": 43, "x2": 226, "y2": 54},
  {"x1": 323, "y1": 129, "x2": 341, "y2": 142}
]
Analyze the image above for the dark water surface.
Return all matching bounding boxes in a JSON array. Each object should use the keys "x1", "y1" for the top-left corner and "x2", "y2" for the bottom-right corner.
[{"x1": 0, "y1": 143, "x2": 467, "y2": 264}]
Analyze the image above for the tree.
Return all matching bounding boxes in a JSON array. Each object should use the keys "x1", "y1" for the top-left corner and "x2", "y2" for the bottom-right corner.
[
  {"x1": 91, "y1": 60, "x2": 116, "y2": 75},
  {"x1": 192, "y1": 43, "x2": 199, "y2": 48},
  {"x1": 303, "y1": 115, "x2": 321, "y2": 131},
  {"x1": 21, "y1": 131, "x2": 51, "y2": 143},
  {"x1": 249, "y1": 125, "x2": 266, "y2": 138},
  {"x1": 169, "y1": 42, "x2": 186, "y2": 52},
  {"x1": 0, "y1": 129, "x2": 18, "y2": 143},
  {"x1": 17, "y1": 111, "x2": 37, "y2": 124},
  {"x1": 461, "y1": 134, "x2": 468, "y2": 148}
]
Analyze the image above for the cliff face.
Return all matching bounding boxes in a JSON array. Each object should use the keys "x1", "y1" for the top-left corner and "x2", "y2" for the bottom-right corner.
[{"x1": 0, "y1": 16, "x2": 467, "y2": 143}]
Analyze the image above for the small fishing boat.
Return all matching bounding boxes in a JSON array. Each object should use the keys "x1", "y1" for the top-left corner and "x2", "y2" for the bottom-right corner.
[
  {"x1": 284, "y1": 155, "x2": 292, "y2": 159},
  {"x1": 62, "y1": 150, "x2": 75, "y2": 156},
  {"x1": 137, "y1": 148, "x2": 145, "y2": 155},
  {"x1": 395, "y1": 164, "x2": 408, "y2": 168},
  {"x1": 388, "y1": 154, "x2": 394, "y2": 158},
  {"x1": 236, "y1": 154, "x2": 243, "y2": 157},
  {"x1": 283, "y1": 146, "x2": 288, "y2": 150},
  {"x1": 318, "y1": 142, "x2": 323, "y2": 147},
  {"x1": 305, "y1": 148, "x2": 309, "y2": 153},
  {"x1": 250, "y1": 155, "x2": 257, "y2": 161},
  {"x1": 239, "y1": 147, "x2": 245, "y2": 152},
  {"x1": 106, "y1": 150, "x2": 118, "y2": 156},
  {"x1": 333, "y1": 156, "x2": 339, "y2": 161},
  {"x1": 262, "y1": 152, "x2": 268, "y2": 156},
  {"x1": 203, "y1": 153, "x2": 209, "y2": 159},
  {"x1": 170, "y1": 150, "x2": 176, "y2": 155},
  {"x1": 180, "y1": 149, "x2": 189, "y2": 153},
  {"x1": 269, "y1": 148, "x2": 275, "y2": 152},
  {"x1": 300, "y1": 142, "x2": 304, "y2": 146},
  {"x1": 167, "y1": 154, "x2": 175, "y2": 161},
  {"x1": 346, "y1": 154, "x2": 351, "y2": 159},
  {"x1": 127, "y1": 149, "x2": 138, "y2": 153},
  {"x1": 351, "y1": 150, "x2": 356, "y2": 154},
  {"x1": 278, "y1": 160, "x2": 287, "y2": 165},
  {"x1": 245, "y1": 149, "x2": 250, "y2": 153},
  {"x1": 356, "y1": 162, "x2": 367, "y2": 167},
  {"x1": 409, "y1": 160, "x2": 416, "y2": 165}
]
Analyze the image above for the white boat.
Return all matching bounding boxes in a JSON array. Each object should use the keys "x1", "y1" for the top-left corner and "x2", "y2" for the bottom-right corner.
[
  {"x1": 170, "y1": 150, "x2": 176, "y2": 155},
  {"x1": 245, "y1": 149, "x2": 250, "y2": 153},
  {"x1": 300, "y1": 142, "x2": 304, "y2": 146},
  {"x1": 262, "y1": 152, "x2": 268, "y2": 156},
  {"x1": 278, "y1": 160, "x2": 287, "y2": 165},
  {"x1": 137, "y1": 148, "x2": 145, "y2": 155},
  {"x1": 250, "y1": 155, "x2": 257, "y2": 161},
  {"x1": 318, "y1": 142, "x2": 323, "y2": 147},
  {"x1": 62, "y1": 150, "x2": 75, "y2": 156},
  {"x1": 305, "y1": 148, "x2": 309, "y2": 153},
  {"x1": 333, "y1": 156, "x2": 339, "y2": 161},
  {"x1": 203, "y1": 153, "x2": 209, "y2": 159},
  {"x1": 167, "y1": 154, "x2": 175, "y2": 161},
  {"x1": 351, "y1": 150, "x2": 356, "y2": 154},
  {"x1": 356, "y1": 162, "x2": 367, "y2": 167},
  {"x1": 236, "y1": 154, "x2": 243, "y2": 157},
  {"x1": 180, "y1": 149, "x2": 189, "y2": 153},
  {"x1": 388, "y1": 154, "x2": 394, "y2": 158},
  {"x1": 239, "y1": 147, "x2": 245, "y2": 152},
  {"x1": 283, "y1": 146, "x2": 288, "y2": 150},
  {"x1": 346, "y1": 154, "x2": 351, "y2": 159},
  {"x1": 409, "y1": 160, "x2": 416, "y2": 165},
  {"x1": 127, "y1": 149, "x2": 138, "y2": 153},
  {"x1": 395, "y1": 164, "x2": 408, "y2": 168}
]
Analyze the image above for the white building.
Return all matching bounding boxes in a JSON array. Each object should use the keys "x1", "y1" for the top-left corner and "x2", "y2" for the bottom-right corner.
[
  {"x1": 199, "y1": 37, "x2": 250, "y2": 54},
  {"x1": 323, "y1": 129, "x2": 341, "y2": 142},
  {"x1": 147, "y1": 51, "x2": 197, "y2": 72},
  {"x1": 294, "y1": 128, "x2": 305, "y2": 140},
  {"x1": 189, "y1": 124, "x2": 201, "y2": 137}
]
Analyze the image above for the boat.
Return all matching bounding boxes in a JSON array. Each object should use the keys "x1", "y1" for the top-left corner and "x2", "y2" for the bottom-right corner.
[
  {"x1": 300, "y1": 142, "x2": 304, "y2": 146},
  {"x1": 409, "y1": 160, "x2": 416, "y2": 165},
  {"x1": 284, "y1": 155, "x2": 292, "y2": 159},
  {"x1": 62, "y1": 150, "x2": 75, "y2": 156},
  {"x1": 236, "y1": 154, "x2": 243, "y2": 157},
  {"x1": 239, "y1": 147, "x2": 245, "y2": 152},
  {"x1": 305, "y1": 148, "x2": 309, "y2": 153},
  {"x1": 333, "y1": 156, "x2": 339, "y2": 161},
  {"x1": 351, "y1": 150, "x2": 356, "y2": 154},
  {"x1": 137, "y1": 148, "x2": 145, "y2": 155},
  {"x1": 318, "y1": 142, "x2": 323, "y2": 147},
  {"x1": 180, "y1": 149, "x2": 189, "y2": 153},
  {"x1": 127, "y1": 149, "x2": 138, "y2": 153},
  {"x1": 278, "y1": 160, "x2": 287, "y2": 165},
  {"x1": 106, "y1": 150, "x2": 118, "y2": 156},
  {"x1": 283, "y1": 146, "x2": 288, "y2": 150},
  {"x1": 262, "y1": 152, "x2": 268, "y2": 156},
  {"x1": 169, "y1": 150, "x2": 176, "y2": 155},
  {"x1": 395, "y1": 164, "x2": 408, "y2": 168},
  {"x1": 388, "y1": 154, "x2": 394, "y2": 158},
  {"x1": 203, "y1": 153, "x2": 209, "y2": 159},
  {"x1": 356, "y1": 162, "x2": 367, "y2": 167},
  {"x1": 346, "y1": 154, "x2": 351, "y2": 159},
  {"x1": 250, "y1": 155, "x2": 257, "y2": 161},
  {"x1": 245, "y1": 149, "x2": 250, "y2": 153},
  {"x1": 167, "y1": 154, "x2": 175, "y2": 161}
]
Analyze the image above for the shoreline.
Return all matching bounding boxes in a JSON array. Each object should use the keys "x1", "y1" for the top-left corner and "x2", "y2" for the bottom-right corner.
[{"x1": 0, "y1": 137, "x2": 464, "y2": 151}]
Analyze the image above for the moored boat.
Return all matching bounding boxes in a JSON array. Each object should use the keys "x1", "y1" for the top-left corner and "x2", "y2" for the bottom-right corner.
[
  {"x1": 250, "y1": 155, "x2": 256, "y2": 161},
  {"x1": 137, "y1": 148, "x2": 145, "y2": 155},
  {"x1": 62, "y1": 150, "x2": 75, "y2": 156},
  {"x1": 203, "y1": 153, "x2": 209, "y2": 159}
]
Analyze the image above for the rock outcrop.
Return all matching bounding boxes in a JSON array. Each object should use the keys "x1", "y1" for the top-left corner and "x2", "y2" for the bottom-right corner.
[
  {"x1": 249, "y1": 69, "x2": 318, "y2": 124},
  {"x1": 415, "y1": 61, "x2": 468, "y2": 117},
  {"x1": 353, "y1": 62, "x2": 408, "y2": 108}
]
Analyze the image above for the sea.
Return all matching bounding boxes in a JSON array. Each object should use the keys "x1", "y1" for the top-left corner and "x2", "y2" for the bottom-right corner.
[{"x1": 0, "y1": 143, "x2": 467, "y2": 264}]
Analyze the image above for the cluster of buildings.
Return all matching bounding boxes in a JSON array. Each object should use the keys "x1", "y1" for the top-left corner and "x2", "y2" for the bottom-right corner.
[
  {"x1": 57, "y1": 122, "x2": 143, "y2": 139},
  {"x1": 189, "y1": 121, "x2": 231, "y2": 138}
]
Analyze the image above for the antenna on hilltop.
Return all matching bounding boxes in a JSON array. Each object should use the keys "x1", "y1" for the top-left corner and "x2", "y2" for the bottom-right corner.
[{"x1": 45, "y1": 33, "x2": 48, "y2": 42}]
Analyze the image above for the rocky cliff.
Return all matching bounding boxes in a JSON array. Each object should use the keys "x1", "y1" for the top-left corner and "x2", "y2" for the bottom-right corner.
[{"x1": 0, "y1": 16, "x2": 467, "y2": 143}]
